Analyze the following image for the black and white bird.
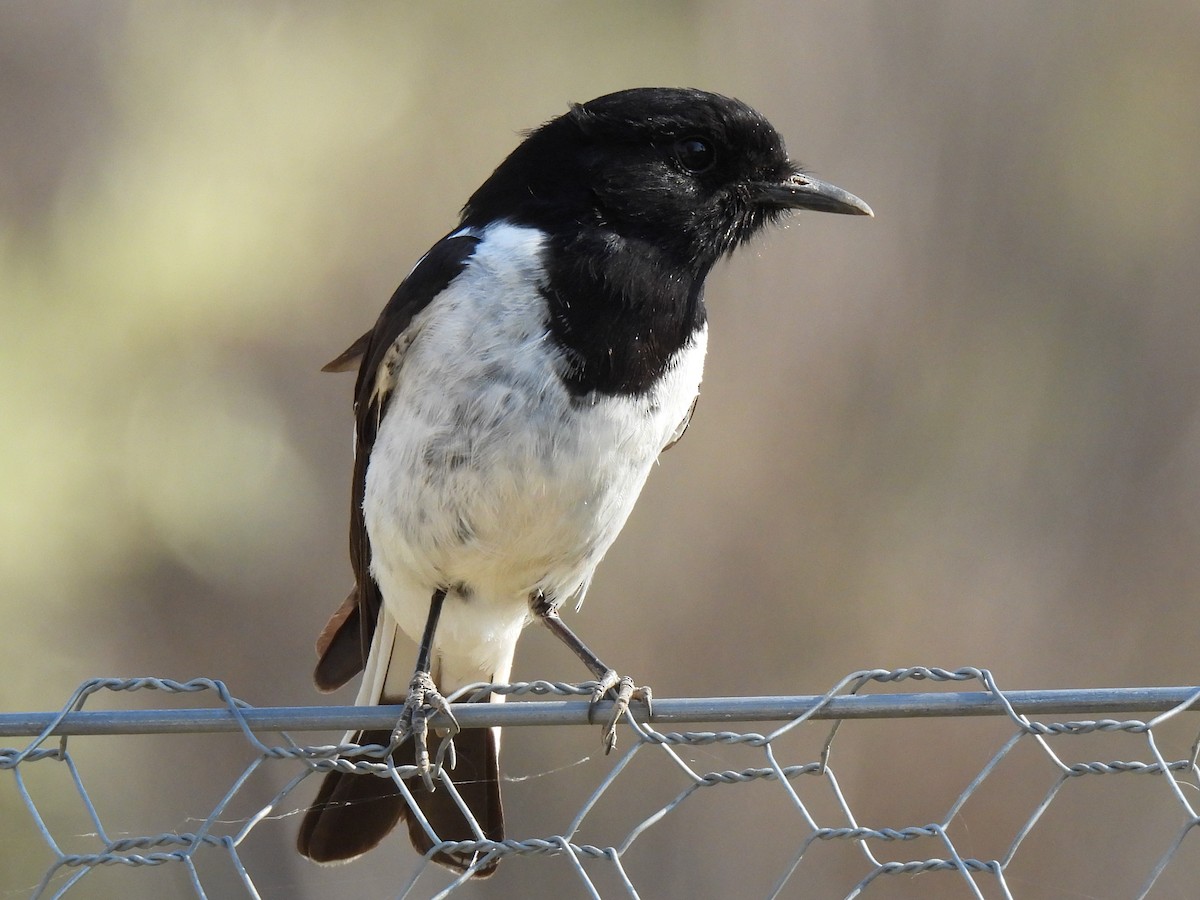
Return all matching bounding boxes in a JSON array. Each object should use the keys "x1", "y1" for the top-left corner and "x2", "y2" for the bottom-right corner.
[{"x1": 297, "y1": 87, "x2": 871, "y2": 874}]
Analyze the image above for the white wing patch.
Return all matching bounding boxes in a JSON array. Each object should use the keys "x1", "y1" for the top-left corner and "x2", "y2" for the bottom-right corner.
[{"x1": 369, "y1": 327, "x2": 420, "y2": 417}]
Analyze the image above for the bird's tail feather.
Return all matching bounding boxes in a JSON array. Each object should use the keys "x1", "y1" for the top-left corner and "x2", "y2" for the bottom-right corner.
[
  {"x1": 299, "y1": 604, "x2": 505, "y2": 873},
  {"x1": 295, "y1": 725, "x2": 503, "y2": 874}
]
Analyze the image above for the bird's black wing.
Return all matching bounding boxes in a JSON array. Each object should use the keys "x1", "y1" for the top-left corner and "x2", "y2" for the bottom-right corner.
[{"x1": 314, "y1": 232, "x2": 482, "y2": 691}]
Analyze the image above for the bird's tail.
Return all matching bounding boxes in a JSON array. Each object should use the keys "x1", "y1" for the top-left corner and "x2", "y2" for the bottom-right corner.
[
  {"x1": 297, "y1": 607, "x2": 504, "y2": 874},
  {"x1": 295, "y1": 725, "x2": 502, "y2": 874}
]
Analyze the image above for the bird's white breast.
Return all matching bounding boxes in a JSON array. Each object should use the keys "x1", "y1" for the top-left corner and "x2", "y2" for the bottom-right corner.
[{"x1": 363, "y1": 222, "x2": 706, "y2": 647}]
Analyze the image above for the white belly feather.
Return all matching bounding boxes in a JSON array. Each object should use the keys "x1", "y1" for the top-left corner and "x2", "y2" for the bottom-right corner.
[{"x1": 362, "y1": 224, "x2": 706, "y2": 690}]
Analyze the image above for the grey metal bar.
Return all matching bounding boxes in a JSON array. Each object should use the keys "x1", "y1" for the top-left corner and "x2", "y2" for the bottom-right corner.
[{"x1": 3, "y1": 687, "x2": 1198, "y2": 738}]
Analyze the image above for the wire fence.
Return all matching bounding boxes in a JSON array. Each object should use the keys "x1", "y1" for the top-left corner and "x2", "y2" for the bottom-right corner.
[{"x1": 3, "y1": 668, "x2": 1200, "y2": 899}]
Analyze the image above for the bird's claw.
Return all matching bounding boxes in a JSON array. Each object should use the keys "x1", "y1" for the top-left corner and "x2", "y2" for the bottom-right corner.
[
  {"x1": 588, "y1": 669, "x2": 652, "y2": 753},
  {"x1": 391, "y1": 670, "x2": 460, "y2": 790}
]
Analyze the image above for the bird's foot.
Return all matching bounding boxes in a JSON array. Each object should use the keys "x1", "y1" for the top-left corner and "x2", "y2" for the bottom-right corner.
[
  {"x1": 588, "y1": 669, "x2": 653, "y2": 753},
  {"x1": 391, "y1": 670, "x2": 460, "y2": 790}
]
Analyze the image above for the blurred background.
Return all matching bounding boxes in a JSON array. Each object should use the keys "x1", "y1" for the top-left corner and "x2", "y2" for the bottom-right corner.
[{"x1": 3, "y1": 2, "x2": 1200, "y2": 897}]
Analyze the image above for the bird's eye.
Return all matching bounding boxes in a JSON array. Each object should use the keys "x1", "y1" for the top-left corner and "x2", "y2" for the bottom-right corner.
[{"x1": 673, "y1": 137, "x2": 716, "y2": 174}]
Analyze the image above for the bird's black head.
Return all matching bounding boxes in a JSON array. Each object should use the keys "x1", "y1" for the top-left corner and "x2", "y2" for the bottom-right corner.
[{"x1": 460, "y1": 87, "x2": 871, "y2": 275}]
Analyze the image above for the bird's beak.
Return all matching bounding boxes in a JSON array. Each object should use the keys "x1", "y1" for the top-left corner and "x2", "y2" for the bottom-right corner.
[{"x1": 752, "y1": 173, "x2": 873, "y2": 217}]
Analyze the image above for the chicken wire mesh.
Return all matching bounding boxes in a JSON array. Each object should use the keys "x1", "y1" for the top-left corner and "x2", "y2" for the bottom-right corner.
[{"x1": 3, "y1": 668, "x2": 1200, "y2": 900}]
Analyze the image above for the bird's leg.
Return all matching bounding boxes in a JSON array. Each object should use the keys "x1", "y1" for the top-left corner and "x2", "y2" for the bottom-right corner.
[
  {"x1": 392, "y1": 587, "x2": 459, "y2": 790},
  {"x1": 530, "y1": 591, "x2": 652, "y2": 753}
]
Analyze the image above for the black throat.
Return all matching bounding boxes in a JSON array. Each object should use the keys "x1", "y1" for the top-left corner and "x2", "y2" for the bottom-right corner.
[{"x1": 541, "y1": 228, "x2": 709, "y2": 397}]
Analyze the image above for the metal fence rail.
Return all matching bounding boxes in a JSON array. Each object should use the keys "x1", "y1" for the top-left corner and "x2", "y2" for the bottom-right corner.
[{"x1": 3, "y1": 668, "x2": 1199, "y2": 899}]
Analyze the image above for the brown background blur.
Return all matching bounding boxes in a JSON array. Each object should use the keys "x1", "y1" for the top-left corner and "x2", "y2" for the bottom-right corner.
[{"x1": 4, "y1": 3, "x2": 1200, "y2": 898}]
